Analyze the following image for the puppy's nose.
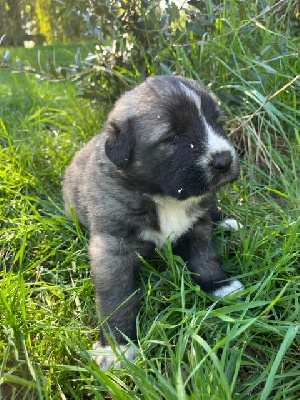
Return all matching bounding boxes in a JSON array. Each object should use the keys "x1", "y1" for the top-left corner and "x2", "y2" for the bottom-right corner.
[{"x1": 211, "y1": 151, "x2": 232, "y2": 171}]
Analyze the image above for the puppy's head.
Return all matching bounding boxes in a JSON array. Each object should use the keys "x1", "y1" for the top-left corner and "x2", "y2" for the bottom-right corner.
[{"x1": 104, "y1": 75, "x2": 239, "y2": 200}]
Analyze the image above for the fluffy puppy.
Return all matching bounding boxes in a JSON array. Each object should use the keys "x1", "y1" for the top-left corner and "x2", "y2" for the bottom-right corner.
[{"x1": 63, "y1": 75, "x2": 243, "y2": 370}]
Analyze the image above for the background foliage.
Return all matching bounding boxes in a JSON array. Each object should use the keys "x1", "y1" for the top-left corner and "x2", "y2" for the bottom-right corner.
[
  {"x1": 0, "y1": 0, "x2": 84, "y2": 45},
  {"x1": 2, "y1": 0, "x2": 299, "y2": 161},
  {"x1": 0, "y1": 0, "x2": 299, "y2": 399}
]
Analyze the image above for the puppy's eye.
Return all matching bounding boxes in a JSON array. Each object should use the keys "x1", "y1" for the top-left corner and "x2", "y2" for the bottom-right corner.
[{"x1": 161, "y1": 134, "x2": 179, "y2": 143}]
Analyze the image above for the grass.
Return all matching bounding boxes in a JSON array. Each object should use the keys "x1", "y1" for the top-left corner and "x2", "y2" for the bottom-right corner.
[{"x1": 0, "y1": 4, "x2": 300, "y2": 399}]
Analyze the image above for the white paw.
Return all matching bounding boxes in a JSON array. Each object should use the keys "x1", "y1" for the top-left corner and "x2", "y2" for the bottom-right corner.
[
  {"x1": 212, "y1": 279, "x2": 244, "y2": 297},
  {"x1": 218, "y1": 218, "x2": 243, "y2": 231},
  {"x1": 92, "y1": 342, "x2": 136, "y2": 371}
]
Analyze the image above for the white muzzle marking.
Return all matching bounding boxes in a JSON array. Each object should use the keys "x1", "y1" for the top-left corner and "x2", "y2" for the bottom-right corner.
[{"x1": 198, "y1": 117, "x2": 236, "y2": 168}]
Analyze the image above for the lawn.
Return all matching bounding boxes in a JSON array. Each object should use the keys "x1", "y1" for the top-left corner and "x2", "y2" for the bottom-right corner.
[{"x1": 0, "y1": 14, "x2": 299, "y2": 400}]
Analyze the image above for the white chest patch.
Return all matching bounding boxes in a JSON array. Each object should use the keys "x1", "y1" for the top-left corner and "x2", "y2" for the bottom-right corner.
[{"x1": 140, "y1": 196, "x2": 206, "y2": 247}]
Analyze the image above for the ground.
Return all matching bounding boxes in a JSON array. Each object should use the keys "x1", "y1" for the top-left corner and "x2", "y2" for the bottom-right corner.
[{"x1": 0, "y1": 37, "x2": 299, "y2": 399}]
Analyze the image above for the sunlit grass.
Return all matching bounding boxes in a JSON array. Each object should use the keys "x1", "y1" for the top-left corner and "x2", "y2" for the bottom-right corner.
[{"x1": 0, "y1": 1, "x2": 299, "y2": 398}]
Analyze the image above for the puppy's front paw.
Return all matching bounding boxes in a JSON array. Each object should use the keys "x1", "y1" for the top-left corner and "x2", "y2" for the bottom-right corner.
[
  {"x1": 218, "y1": 218, "x2": 243, "y2": 232},
  {"x1": 212, "y1": 279, "x2": 244, "y2": 298},
  {"x1": 92, "y1": 342, "x2": 136, "y2": 371}
]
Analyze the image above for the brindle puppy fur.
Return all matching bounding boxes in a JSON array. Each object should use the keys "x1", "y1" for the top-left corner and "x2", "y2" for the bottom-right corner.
[{"x1": 63, "y1": 75, "x2": 243, "y2": 370}]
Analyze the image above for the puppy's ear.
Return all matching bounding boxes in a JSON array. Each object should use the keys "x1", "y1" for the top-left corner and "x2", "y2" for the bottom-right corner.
[{"x1": 105, "y1": 120, "x2": 132, "y2": 169}]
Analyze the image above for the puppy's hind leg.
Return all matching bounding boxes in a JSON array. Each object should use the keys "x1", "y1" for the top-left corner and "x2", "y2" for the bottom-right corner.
[{"x1": 89, "y1": 234, "x2": 140, "y2": 371}]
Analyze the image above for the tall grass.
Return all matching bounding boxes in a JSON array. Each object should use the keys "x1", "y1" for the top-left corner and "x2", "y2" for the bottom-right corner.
[{"x1": 0, "y1": 1, "x2": 299, "y2": 399}]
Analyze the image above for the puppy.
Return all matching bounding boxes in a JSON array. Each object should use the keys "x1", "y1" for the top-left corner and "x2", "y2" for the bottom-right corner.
[{"x1": 63, "y1": 75, "x2": 243, "y2": 370}]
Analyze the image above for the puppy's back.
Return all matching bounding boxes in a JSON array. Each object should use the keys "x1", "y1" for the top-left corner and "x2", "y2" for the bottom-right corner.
[{"x1": 63, "y1": 135, "x2": 100, "y2": 228}]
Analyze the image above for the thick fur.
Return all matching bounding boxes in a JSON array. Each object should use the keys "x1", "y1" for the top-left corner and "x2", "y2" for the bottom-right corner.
[{"x1": 63, "y1": 75, "x2": 243, "y2": 368}]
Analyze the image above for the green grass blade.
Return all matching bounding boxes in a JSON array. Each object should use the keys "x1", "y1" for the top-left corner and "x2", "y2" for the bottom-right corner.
[{"x1": 260, "y1": 325, "x2": 299, "y2": 400}]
